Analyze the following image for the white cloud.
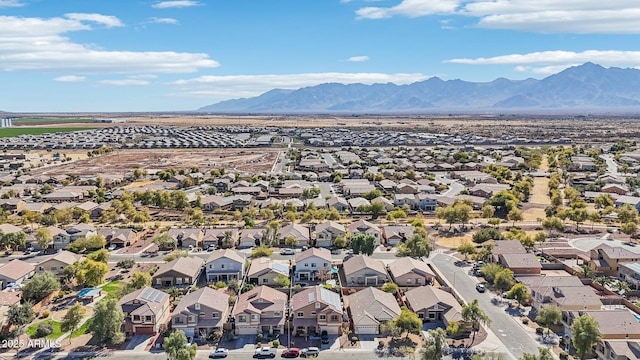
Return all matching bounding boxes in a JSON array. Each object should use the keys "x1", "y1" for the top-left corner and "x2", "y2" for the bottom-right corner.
[
  {"x1": 347, "y1": 56, "x2": 369, "y2": 62},
  {"x1": 0, "y1": 0, "x2": 23, "y2": 7},
  {"x1": 152, "y1": 1, "x2": 201, "y2": 9},
  {"x1": 54, "y1": 75, "x2": 86, "y2": 82},
  {"x1": 149, "y1": 17, "x2": 179, "y2": 24},
  {"x1": 446, "y1": 50, "x2": 640, "y2": 67},
  {"x1": 356, "y1": 0, "x2": 460, "y2": 19},
  {"x1": 129, "y1": 74, "x2": 158, "y2": 79},
  {"x1": 169, "y1": 72, "x2": 429, "y2": 99},
  {"x1": 355, "y1": 0, "x2": 640, "y2": 34},
  {"x1": 64, "y1": 13, "x2": 124, "y2": 28},
  {"x1": 0, "y1": 15, "x2": 219, "y2": 74},
  {"x1": 98, "y1": 79, "x2": 151, "y2": 86}
]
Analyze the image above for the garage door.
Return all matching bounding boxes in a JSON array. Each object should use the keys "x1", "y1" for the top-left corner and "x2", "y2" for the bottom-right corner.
[
  {"x1": 235, "y1": 325, "x2": 257, "y2": 335},
  {"x1": 182, "y1": 328, "x2": 195, "y2": 337},
  {"x1": 355, "y1": 325, "x2": 378, "y2": 335},
  {"x1": 135, "y1": 326, "x2": 155, "y2": 335}
]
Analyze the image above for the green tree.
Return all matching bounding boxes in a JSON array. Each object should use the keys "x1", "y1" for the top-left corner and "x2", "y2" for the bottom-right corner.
[
  {"x1": 461, "y1": 299, "x2": 490, "y2": 344},
  {"x1": 7, "y1": 302, "x2": 35, "y2": 327},
  {"x1": 570, "y1": 314, "x2": 601, "y2": 360},
  {"x1": 541, "y1": 217, "x2": 564, "y2": 237},
  {"x1": 421, "y1": 327, "x2": 447, "y2": 360},
  {"x1": 381, "y1": 282, "x2": 398, "y2": 294},
  {"x1": 21, "y1": 271, "x2": 61, "y2": 303},
  {"x1": 457, "y1": 243, "x2": 476, "y2": 261},
  {"x1": 481, "y1": 205, "x2": 495, "y2": 219},
  {"x1": 594, "y1": 194, "x2": 614, "y2": 210},
  {"x1": 89, "y1": 297, "x2": 125, "y2": 344},
  {"x1": 249, "y1": 246, "x2": 273, "y2": 259},
  {"x1": 70, "y1": 259, "x2": 109, "y2": 287},
  {"x1": 493, "y1": 268, "x2": 515, "y2": 291},
  {"x1": 472, "y1": 228, "x2": 504, "y2": 243},
  {"x1": 507, "y1": 207, "x2": 523, "y2": 227},
  {"x1": 617, "y1": 204, "x2": 639, "y2": 224},
  {"x1": 129, "y1": 272, "x2": 152, "y2": 290},
  {"x1": 274, "y1": 274, "x2": 291, "y2": 287},
  {"x1": 394, "y1": 307, "x2": 422, "y2": 338},
  {"x1": 506, "y1": 283, "x2": 529, "y2": 305},
  {"x1": 61, "y1": 303, "x2": 86, "y2": 343},
  {"x1": 379, "y1": 321, "x2": 401, "y2": 339},
  {"x1": 333, "y1": 235, "x2": 346, "y2": 249},
  {"x1": 35, "y1": 227, "x2": 52, "y2": 250},
  {"x1": 519, "y1": 348, "x2": 555, "y2": 360},
  {"x1": 164, "y1": 330, "x2": 197, "y2": 360},
  {"x1": 620, "y1": 222, "x2": 638, "y2": 236},
  {"x1": 87, "y1": 248, "x2": 110, "y2": 263},
  {"x1": 284, "y1": 236, "x2": 299, "y2": 248},
  {"x1": 535, "y1": 304, "x2": 562, "y2": 334},
  {"x1": 397, "y1": 232, "x2": 432, "y2": 258},
  {"x1": 350, "y1": 233, "x2": 377, "y2": 256}
]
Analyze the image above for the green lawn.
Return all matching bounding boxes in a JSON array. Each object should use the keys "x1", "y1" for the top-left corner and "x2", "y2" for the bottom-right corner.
[
  {"x1": 26, "y1": 319, "x2": 64, "y2": 339},
  {"x1": 0, "y1": 127, "x2": 92, "y2": 138},
  {"x1": 70, "y1": 317, "x2": 93, "y2": 338},
  {"x1": 101, "y1": 280, "x2": 124, "y2": 294},
  {"x1": 12, "y1": 118, "x2": 95, "y2": 124}
]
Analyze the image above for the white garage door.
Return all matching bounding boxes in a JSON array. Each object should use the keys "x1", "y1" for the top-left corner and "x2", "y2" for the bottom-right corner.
[
  {"x1": 182, "y1": 328, "x2": 195, "y2": 337},
  {"x1": 355, "y1": 325, "x2": 378, "y2": 335},
  {"x1": 235, "y1": 325, "x2": 258, "y2": 335}
]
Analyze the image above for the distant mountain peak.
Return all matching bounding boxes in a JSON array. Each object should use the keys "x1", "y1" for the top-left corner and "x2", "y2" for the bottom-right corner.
[{"x1": 197, "y1": 63, "x2": 640, "y2": 113}]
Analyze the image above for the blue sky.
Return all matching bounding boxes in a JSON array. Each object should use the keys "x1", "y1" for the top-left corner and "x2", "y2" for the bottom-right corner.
[{"x1": 1, "y1": 0, "x2": 639, "y2": 112}]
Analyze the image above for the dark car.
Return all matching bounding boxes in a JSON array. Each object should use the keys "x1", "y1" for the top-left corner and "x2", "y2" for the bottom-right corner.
[
  {"x1": 282, "y1": 348, "x2": 300, "y2": 358},
  {"x1": 320, "y1": 331, "x2": 329, "y2": 344}
]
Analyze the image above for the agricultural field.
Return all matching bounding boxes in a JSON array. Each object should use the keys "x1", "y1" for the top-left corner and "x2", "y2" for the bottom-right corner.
[
  {"x1": 11, "y1": 118, "x2": 95, "y2": 125},
  {"x1": 0, "y1": 127, "x2": 91, "y2": 137}
]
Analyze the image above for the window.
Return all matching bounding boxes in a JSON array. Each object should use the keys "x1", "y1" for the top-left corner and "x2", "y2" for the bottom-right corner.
[
  {"x1": 274, "y1": 311, "x2": 281, "y2": 316},
  {"x1": 133, "y1": 315, "x2": 140, "y2": 321},
  {"x1": 331, "y1": 315, "x2": 339, "y2": 321},
  {"x1": 156, "y1": 278, "x2": 162, "y2": 284},
  {"x1": 174, "y1": 317, "x2": 183, "y2": 324},
  {"x1": 221, "y1": 263, "x2": 226, "y2": 269},
  {"x1": 212, "y1": 313, "x2": 219, "y2": 319},
  {"x1": 209, "y1": 264, "x2": 213, "y2": 269},
  {"x1": 262, "y1": 278, "x2": 268, "y2": 283},
  {"x1": 319, "y1": 315, "x2": 326, "y2": 320},
  {"x1": 195, "y1": 303, "x2": 200, "y2": 311},
  {"x1": 416, "y1": 278, "x2": 421, "y2": 284},
  {"x1": 297, "y1": 312, "x2": 304, "y2": 317},
  {"x1": 176, "y1": 278, "x2": 183, "y2": 285},
  {"x1": 323, "y1": 263, "x2": 328, "y2": 268},
  {"x1": 407, "y1": 279, "x2": 412, "y2": 284},
  {"x1": 311, "y1": 263, "x2": 317, "y2": 268},
  {"x1": 239, "y1": 315, "x2": 246, "y2": 322},
  {"x1": 38, "y1": 266, "x2": 44, "y2": 271},
  {"x1": 251, "y1": 314, "x2": 258, "y2": 321},
  {"x1": 305, "y1": 263, "x2": 309, "y2": 267},
  {"x1": 311, "y1": 311, "x2": 316, "y2": 316},
  {"x1": 145, "y1": 316, "x2": 152, "y2": 322},
  {"x1": 188, "y1": 316, "x2": 196, "y2": 322},
  {"x1": 51, "y1": 266, "x2": 57, "y2": 271}
]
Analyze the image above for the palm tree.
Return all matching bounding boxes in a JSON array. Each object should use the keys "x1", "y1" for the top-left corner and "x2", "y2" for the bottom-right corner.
[
  {"x1": 578, "y1": 265, "x2": 595, "y2": 279},
  {"x1": 461, "y1": 299, "x2": 490, "y2": 345}
]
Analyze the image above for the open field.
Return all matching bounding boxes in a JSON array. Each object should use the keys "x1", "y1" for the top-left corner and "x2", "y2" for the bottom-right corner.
[
  {"x1": 30, "y1": 148, "x2": 280, "y2": 176},
  {"x1": 0, "y1": 127, "x2": 92, "y2": 137},
  {"x1": 12, "y1": 118, "x2": 95, "y2": 125}
]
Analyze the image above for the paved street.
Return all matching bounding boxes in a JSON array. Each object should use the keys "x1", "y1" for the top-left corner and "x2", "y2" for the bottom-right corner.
[{"x1": 430, "y1": 253, "x2": 541, "y2": 359}]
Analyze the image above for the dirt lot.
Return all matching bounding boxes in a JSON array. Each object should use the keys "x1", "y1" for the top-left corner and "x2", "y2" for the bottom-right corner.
[{"x1": 30, "y1": 148, "x2": 280, "y2": 176}]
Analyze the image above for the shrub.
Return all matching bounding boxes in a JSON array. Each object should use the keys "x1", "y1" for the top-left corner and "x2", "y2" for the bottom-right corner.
[
  {"x1": 256, "y1": 342, "x2": 262, "y2": 348},
  {"x1": 33, "y1": 322, "x2": 54, "y2": 338},
  {"x1": 351, "y1": 336, "x2": 358, "y2": 342},
  {"x1": 40, "y1": 310, "x2": 50, "y2": 319},
  {"x1": 535, "y1": 327, "x2": 544, "y2": 335},
  {"x1": 378, "y1": 341, "x2": 385, "y2": 349},
  {"x1": 116, "y1": 259, "x2": 135, "y2": 269},
  {"x1": 272, "y1": 339, "x2": 280, "y2": 347}
]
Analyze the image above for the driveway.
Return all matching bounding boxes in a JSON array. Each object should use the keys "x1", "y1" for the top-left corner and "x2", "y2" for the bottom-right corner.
[
  {"x1": 430, "y1": 253, "x2": 540, "y2": 359},
  {"x1": 125, "y1": 335, "x2": 153, "y2": 351}
]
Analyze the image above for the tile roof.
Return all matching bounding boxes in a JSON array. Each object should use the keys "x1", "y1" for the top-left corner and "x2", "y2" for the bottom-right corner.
[
  {"x1": 0, "y1": 259, "x2": 35, "y2": 281},
  {"x1": 346, "y1": 287, "x2": 401, "y2": 326}
]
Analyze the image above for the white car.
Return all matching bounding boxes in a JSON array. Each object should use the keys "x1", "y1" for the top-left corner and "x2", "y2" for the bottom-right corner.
[
  {"x1": 280, "y1": 248, "x2": 295, "y2": 255},
  {"x1": 209, "y1": 348, "x2": 229, "y2": 358}
]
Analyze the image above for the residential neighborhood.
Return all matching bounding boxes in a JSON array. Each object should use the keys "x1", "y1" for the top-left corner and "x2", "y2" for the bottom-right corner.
[{"x1": 1, "y1": 128, "x2": 640, "y2": 360}]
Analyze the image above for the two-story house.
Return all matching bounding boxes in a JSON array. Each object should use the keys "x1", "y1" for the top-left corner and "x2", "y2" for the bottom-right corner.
[
  {"x1": 387, "y1": 257, "x2": 435, "y2": 287},
  {"x1": 346, "y1": 287, "x2": 401, "y2": 335},
  {"x1": 291, "y1": 286, "x2": 343, "y2": 336},
  {"x1": 347, "y1": 220, "x2": 381, "y2": 246},
  {"x1": 342, "y1": 255, "x2": 388, "y2": 288},
  {"x1": 54, "y1": 224, "x2": 96, "y2": 250},
  {"x1": 233, "y1": 285, "x2": 287, "y2": 336},
  {"x1": 417, "y1": 194, "x2": 437, "y2": 212},
  {"x1": 589, "y1": 244, "x2": 640, "y2": 277},
  {"x1": 152, "y1": 257, "x2": 204, "y2": 288},
  {"x1": 36, "y1": 250, "x2": 83, "y2": 281},
  {"x1": 247, "y1": 257, "x2": 290, "y2": 286},
  {"x1": 205, "y1": 249, "x2": 246, "y2": 284},
  {"x1": 519, "y1": 276, "x2": 602, "y2": 311},
  {"x1": 171, "y1": 287, "x2": 230, "y2": 338},
  {"x1": 294, "y1": 248, "x2": 332, "y2": 282},
  {"x1": 118, "y1": 287, "x2": 171, "y2": 335},
  {"x1": 314, "y1": 221, "x2": 346, "y2": 248}
]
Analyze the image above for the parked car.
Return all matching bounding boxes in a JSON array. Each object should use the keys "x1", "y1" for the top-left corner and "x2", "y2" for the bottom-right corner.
[
  {"x1": 300, "y1": 347, "x2": 319, "y2": 358},
  {"x1": 209, "y1": 348, "x2": 229, "y2": 358},
  {"x1": 476, "y1": 283, "x2": 486, "y2": 293},
  {"x1": 281, "y1": 348, "x2": 300, "y2": 358},
  {"x1": 254, "y1": 347, "x2": 276, "y2": 358},
  {"x1": 281, "y1": 248, "x2": 295, "y2": 255},
  {"x1": 321, "y1": 331, "x2": 329, "y2": 344},
  {"x1": 108, "y1": 244, "x2": 117, "y2": 251}
]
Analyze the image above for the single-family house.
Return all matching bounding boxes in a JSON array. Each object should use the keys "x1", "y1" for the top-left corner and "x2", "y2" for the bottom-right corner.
[
  {"x1": 404, "y1": 286, "x2": 462, "y2": 323},
  {"x1": 327, "y1": 197, "x2": 349, "y2": 212},
  {"x1": 417, "y1": 194, "x2": 437, "y2": 212},
  {"x1": 167, "y1": 228, "x2": 203, "y2": 249},
  {"x1": 247, "y1": 257, "x2": 290, "y2": 286},
  {"x1": 233, "y1": 285, "x2": 287, "y2": 336},
  {"x1": 0, "y1": 291, "x2": 20, "y2": 326},
  {"x1": 347, "y1": 220, "x2": 382, "y2": 246},
  {"x1": 205, "y1": 249, "x2": 245, "y2": 283},
  {"x1": 382, "y1": 225, "x2": 414, "y2": 246},
  {"x1": 36, "y1": 250, "x2": 83, "y2": 281},
  {"x1": 97, "y1": 228, "x2": 138, "y2": 248},
  {"x1": 279, "y1": 223, "x2": 311, "y2": 248},
  {"x1": 203, "y1": 228, "x2": 239, "y2": 249},
  {"x1": 346, "y1": 287, "x2": 401, "y2": 335},
  {"x1": 314, "y1": 221, "x2": 346, "y2": 248},
  {"x1": 342, "y1": 255, "x2": 388, "y2": 287},
  {"x1": 387, "y1": 257, "x2": 435, "y2": 287},
  {"x1": 0, "y1": 259, "x2": 35, "y2": 289},
  {"x1": 291, "y1": 286, "x2": 343, "y2": 336},
  {"x1": 171, "y1": 287, "x2": 230, "y2": 338},
  {"x1": 294, "y1": 247, "x2": 333, "y2": 282},
  {"x1": 152, "y1": 257, "x2": 204, "y2": 288},
  {"x1": 238, "y1": 228, "x2": 265, "y2": 248},
  {"x1": 119, "y1": 287, "x2": 171, "y2": 335},
  {"x1": 589, "y1": 244, "x2": 640, "y2": 277}
]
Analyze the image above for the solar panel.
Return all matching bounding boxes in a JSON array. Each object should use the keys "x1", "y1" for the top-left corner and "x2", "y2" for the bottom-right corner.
[{"x1": 319, "y1": 288, "x2": 340, "y2": 310}]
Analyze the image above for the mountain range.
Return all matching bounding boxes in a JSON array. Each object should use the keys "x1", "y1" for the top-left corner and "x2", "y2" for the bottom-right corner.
[{"x1": 197, "y1": 63, "x2": 640, "y2": 113}]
